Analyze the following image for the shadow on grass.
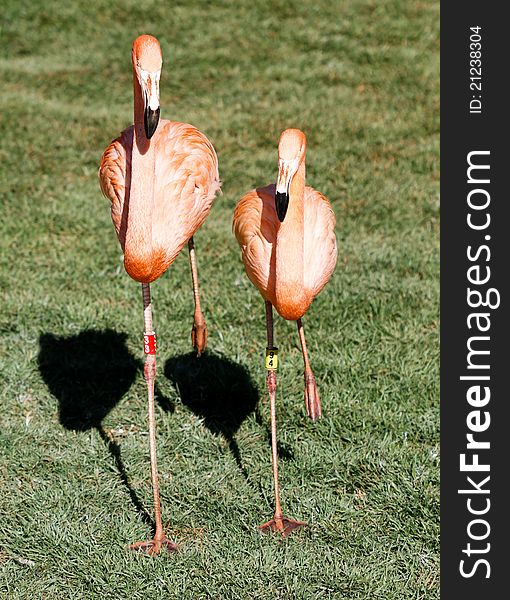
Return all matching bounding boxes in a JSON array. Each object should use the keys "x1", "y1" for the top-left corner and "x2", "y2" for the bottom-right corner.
[
  {"x1": 164, "y1": 351, "x2": 259, "y2": 478},
  {"x1": 38, "y1": 330, "x2": 138, "y2": 430},
  {"x1": 37, "y1": 329, "x2": 167, "y2": 530}
]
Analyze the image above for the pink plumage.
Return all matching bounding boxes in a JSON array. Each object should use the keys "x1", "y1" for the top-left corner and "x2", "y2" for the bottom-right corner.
[
  {"x1": 100, "y1": 120, "x2": 219, "y2": 282},
  {"x1": 233, "y1": 183, "x2": 337, "y2": 318}
]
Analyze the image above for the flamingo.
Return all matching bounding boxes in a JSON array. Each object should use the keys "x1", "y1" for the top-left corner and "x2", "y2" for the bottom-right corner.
[
  {"x1": 233, "y1": 128, "x2": 337, "y2": 535},
  {"x1": 98, "y1": 34, "x2": 220, "y2": 554}
]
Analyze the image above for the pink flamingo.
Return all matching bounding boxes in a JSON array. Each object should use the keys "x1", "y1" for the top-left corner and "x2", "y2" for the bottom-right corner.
[
  {"x1": 233, "y1": 128, "x2": 337, "y2": 535},
  {"x1": 99, "y1": 34, "x2": 220, "y2": 554}
]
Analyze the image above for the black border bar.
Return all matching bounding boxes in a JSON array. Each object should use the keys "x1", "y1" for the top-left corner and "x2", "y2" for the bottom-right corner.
[{"x1": 441, "y1": 2, "x2": 508, "y2": 595}]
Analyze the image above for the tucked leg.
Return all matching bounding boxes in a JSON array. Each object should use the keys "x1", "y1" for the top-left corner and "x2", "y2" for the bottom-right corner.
[
  {"x1": 297, "y1": 318, "x2": 321, "y2": 421},
  {"x1": 188, "y1": 237, "x2": 208, "y2": 356},
  {"x1": 259, "y1": 301, "x2": 306, "y2": 536},
  {"x1": 130, "y1": 283, "x2": 178, "y2": 555}
]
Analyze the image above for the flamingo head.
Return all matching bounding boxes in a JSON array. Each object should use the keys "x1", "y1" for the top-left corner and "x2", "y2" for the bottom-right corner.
[
  {"x1": 132, "y1": 35, "x2": 163, "y2": 139},
  {"x1": 275, "y1": 129, "x2": 306, "y2": 222}
]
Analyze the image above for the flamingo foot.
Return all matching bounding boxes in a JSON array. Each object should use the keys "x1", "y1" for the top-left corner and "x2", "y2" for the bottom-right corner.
[
  {"x1": 304, "y1": 372, "x2": 322, "y2": 421},
  {"x1": 191, "y1": 319, "x2": 208, "y2": 356},
  {"x1": 129, "y1": 535, "x2": 178, "y2": 555},
  {"x1": 258, "y1": 515, "x2": 307, "y2": 537}
]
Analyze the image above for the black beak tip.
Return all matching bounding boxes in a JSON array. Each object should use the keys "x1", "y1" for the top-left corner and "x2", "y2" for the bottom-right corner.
[
  {"x1": 275, "y1": 191, "x2": 289, "y2": 222},
  {"x1": 144, "y1": 107, "x2": 160, "y2": 139}
]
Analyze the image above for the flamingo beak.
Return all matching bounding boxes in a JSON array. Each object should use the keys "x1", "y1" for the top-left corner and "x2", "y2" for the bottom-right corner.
[
  {"x1": 275, "y1": 160, "x2": 295, "y2": 222},
  {"x1": 141, "y1": 70, "x2": 161, "y2": 139},
  {"x1": 144, "y1": 106, "x2": 160, "y2": 139},
  {"x1": 275, "y1": 190, "x2": 289, "y2": 222}
]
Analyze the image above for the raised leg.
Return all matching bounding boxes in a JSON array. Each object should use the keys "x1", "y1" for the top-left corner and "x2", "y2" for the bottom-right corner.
[
  {"x1": 297, "y1": 318, "x2": 322, "y2": 421},
  {"x1": 188, "y1": 237, "x2": 208, "y2": 356},
  {"x1": 130, "y1": 283, "x2": 178, "y2": 555},
  {"x1": 259, "y1": 301, "x2": 306, "y2": 537}
]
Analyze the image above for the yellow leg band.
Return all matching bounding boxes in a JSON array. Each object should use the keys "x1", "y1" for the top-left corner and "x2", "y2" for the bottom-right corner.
[{"x1": 265, "y1": 347, "x2": 279, "y2": 370}]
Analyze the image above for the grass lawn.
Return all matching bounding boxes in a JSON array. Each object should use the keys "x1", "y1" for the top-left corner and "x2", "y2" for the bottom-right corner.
[{"x1": 0, "y1": 1, "x2": 439, "y2": 598}]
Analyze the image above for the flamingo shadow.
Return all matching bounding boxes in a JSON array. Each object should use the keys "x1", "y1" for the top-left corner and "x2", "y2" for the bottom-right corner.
[
  {"x1": 37, "y1": 329, "x2": 172, "y2": 530},
  {"x1": 163, "y1": 352, "x2": 259, "y2": 479}
]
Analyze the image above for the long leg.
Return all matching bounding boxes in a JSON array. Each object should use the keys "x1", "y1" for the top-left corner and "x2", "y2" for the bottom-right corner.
[
  {"x1": 188, "y1": 237, "x2": 208, "y2": 356},
  {"x1": 259, "y1": 301, "x2": 306, "y2": 536},
  {"x1": 130, "y1": 283, "x2": 178, "y2": 555},
  {"x1": 297, "y1": 318, "x2": 322, "y2": 421}
]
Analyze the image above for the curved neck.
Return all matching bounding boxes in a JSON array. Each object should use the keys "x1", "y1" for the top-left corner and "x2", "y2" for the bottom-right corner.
[
  {"x1": 275, "y1": 160, "x2": 306, "y2": 307},
  {"x1": 124, "y1": 74, "x2": 155, "y2": 275}
]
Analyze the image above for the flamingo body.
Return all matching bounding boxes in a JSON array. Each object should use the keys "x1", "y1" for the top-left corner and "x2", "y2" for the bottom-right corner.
[
  {"x1": 233, "y1": 183, "x2": 337, "y2": 320},
  {"x1": 99, "y1": 120, "x2": 220, "y2": 283},
  {"x1": 232, "y1": 129, "x2": 337, "y2": 534},
  {"x1": 97, "y1": 33, "x2": 219, "y2": 554}
]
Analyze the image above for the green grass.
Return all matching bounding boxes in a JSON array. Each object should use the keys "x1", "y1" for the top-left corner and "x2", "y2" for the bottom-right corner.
[{"x1": 0, "y1": 1, "x2": 439, "y2": 598}]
